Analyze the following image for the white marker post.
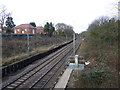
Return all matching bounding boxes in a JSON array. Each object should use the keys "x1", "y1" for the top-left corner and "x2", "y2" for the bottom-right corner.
[{"x1": 75, "y1": 55, "x2": 79, "y2": 66}]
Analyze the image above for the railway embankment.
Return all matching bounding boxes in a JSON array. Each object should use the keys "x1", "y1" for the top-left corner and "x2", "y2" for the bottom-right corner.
[{"x1": 2, "y1": 40, "x2": 72, "y2": 77}]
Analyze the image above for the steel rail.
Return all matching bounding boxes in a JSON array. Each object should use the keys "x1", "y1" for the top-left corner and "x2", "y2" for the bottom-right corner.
[
  {"x1": 2, "y1": 43, "x2": 72, "y2": 90},
  {"x1": 29, "y1": 45, "x2": 73, "y2": 89}
]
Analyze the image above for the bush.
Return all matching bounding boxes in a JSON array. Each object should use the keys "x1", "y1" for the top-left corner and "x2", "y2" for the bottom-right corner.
[
  {"x1": 78, "y1": 16, "x2": 118, "y2": 88},
  {"x1": 2, "y1": 35, "x2": 72, "y2": 65},
  {"x1": 81, "y1": 66, "x2": 111, "y2": 87}
]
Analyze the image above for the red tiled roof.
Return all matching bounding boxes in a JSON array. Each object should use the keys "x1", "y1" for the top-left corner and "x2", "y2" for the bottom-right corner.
[
  {"x1": 14, "y1": 24, "x2": 35, "y2": 29},
  {"x1": 36, "y1": 26, "x2": 43, "y2": 30}
]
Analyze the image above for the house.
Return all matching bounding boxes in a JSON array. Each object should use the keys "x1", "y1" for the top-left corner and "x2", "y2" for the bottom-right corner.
[
  {"x1": 14, "y1": 24, "x2": 36, "y2": 34},
  {"x1": 35, "y1": 26, "x2": 44, "y2": 34}
]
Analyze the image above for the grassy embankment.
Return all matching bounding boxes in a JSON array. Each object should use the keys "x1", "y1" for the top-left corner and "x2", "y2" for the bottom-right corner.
[
  {"x1": 72, "y1": 17, "x2": 118, "y2": 88},
  {"x1": 2, "y1": 35, "x2": 71, "y2": 66}
]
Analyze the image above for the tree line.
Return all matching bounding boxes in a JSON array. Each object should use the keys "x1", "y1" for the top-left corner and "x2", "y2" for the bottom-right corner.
[
  {"x1": 81, "y1": 16, "x2": 118, "y2": 47},
  {"x1": 80, "y1": 16, "x2": 118, "y2": 60},
  {"x1": 79, "y1": 16, "x2": 118, "y2": 87},
  {"x1": 0, "y1": 6, "x2": 74, "y2": 37}
]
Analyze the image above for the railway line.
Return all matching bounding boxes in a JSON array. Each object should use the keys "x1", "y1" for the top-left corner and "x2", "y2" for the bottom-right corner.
[
  {"x1": 29, "y1": 43, "x2": 73, "y2": 89},
  {"x1": 2, "y1": 38, "x2": 81, "y2": 89}
]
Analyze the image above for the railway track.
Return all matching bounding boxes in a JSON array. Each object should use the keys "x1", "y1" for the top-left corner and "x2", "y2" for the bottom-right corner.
[
  {"x1": 29, "y1": 44, "x2": 73, "y2": 89},
  {"x1": 41, "y1": 38, "x2": 81, "y2": 89},
  {"x1": 2, "y1": 41, "x2": 73, "y2": 89},
  {"x1": 2, "y1": 38, "x2": 81, "y2": 89}
]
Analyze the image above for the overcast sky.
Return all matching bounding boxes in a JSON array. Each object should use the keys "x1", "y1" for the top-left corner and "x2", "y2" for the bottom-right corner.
[{"x1": 0, "y1": 0, "x2": 118, "y2": 33}]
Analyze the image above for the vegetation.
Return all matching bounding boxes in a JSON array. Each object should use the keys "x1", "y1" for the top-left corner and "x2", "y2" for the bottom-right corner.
[
  {"x1": 55, "y1": 23, "x2": 74, "y2": 37},
  {"x1": 0, "y1": 6, "x2": 11, "y2": 32},
  {"x1": 5, "y1": 16, "x2": 16, "y2": 33},
  {"x1": 74, "y1": 16, "x2": 118, "y2": 88},
  {"x1": 2, "y1": 35, "x2": 72, "y2": 66},
  {"x1": 29, "y1": 22, "x2": 36, "y2": 27},
  {"x1": 44, "y1": 22, "x2": 55, "y2": 37}
]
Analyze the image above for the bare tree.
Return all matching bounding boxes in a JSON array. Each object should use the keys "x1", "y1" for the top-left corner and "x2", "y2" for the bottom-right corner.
[
  {"x1": 87, "y1": 16, "x2": 110, "y2": 31},
  {"x1": 55, "y1": 23, "x2": 74, "y2": 36},
  {"x1": 113, "y1": 1, "x2": 119, "y2": 20},
  {"x1": 0, "y1": 5, "x2": 11, "y2": 31}
]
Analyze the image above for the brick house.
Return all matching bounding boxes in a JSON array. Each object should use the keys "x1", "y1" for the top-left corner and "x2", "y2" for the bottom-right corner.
[
  {"x1": 14, "y1": 24, "x2": 36, "y2": 34},
  {"x1": 35, "y1": 26, "x2": 44, "y2": 34}
]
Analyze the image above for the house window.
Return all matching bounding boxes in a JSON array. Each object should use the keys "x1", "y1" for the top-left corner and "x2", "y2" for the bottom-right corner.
[
  {"x1": 25, "y1": 29, "x2": 27, "y2": 32},
  {"x1": 14, "y1": 30, "x2": 17, "y2": 34},
  {"x1": 33, "y1": 29, "x2": 35, "y2": 34},
  {"x1": 22, "y1": 30, "x2": 24, "y2": 34}
]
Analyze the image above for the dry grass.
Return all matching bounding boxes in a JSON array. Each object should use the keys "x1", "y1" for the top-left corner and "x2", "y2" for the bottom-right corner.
[
  {"x1": 68, "y1": 40, "x2": 118, "y2": 88},
  {"x1": 2, "y1": 35, "x2": 71, "y2": 66},
  {"x1": 2, "y1": 45, "x2": 50, "y2": 65}
]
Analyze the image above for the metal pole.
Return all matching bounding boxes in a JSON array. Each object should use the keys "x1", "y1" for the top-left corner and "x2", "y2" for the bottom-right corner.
[
  {"x1": 73, "y1": 33, "x2": 75, "y2": 56},
  {"x1": 27, "y1": 34, "x2": 30, "y2": 53},
  {"x1": 66, "y1": 34, "x2": 67, "y2": 42}
]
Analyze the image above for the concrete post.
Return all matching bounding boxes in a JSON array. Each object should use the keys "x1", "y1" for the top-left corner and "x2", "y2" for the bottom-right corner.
[{"x1": 75, "y1": 55, "x2": 78, "y2": 66}]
